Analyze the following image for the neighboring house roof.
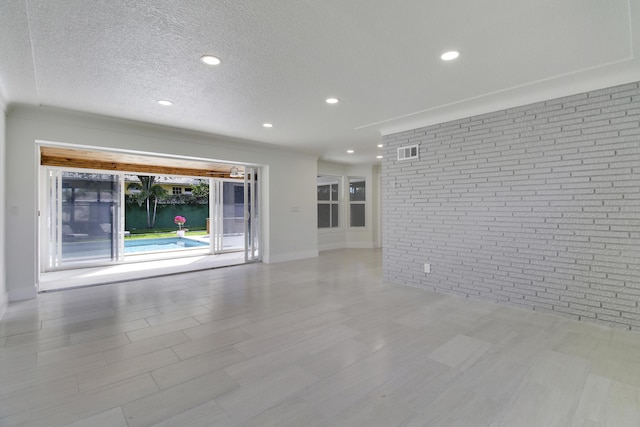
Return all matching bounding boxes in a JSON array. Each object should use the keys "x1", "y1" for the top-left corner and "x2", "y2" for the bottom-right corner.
[{"x1": 124, "y1": 175, "x2": 204, "y2": 186}]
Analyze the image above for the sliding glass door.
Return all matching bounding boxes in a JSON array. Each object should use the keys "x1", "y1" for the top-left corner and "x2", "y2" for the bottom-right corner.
[
  {"x1": 44, "y1": 169, "x2": 123, "y2": 269},
  {"x1": 244, "y1": 167, "x2": 260, "y2": 262},
  {"x1": 212, "y1": 180, "x2": 246, "y2": 252},
  {"x1": 42, "y1": 165, "x2": 260, "y2": 274},
  {"x1": 210, "y1": 169, "x2": 260, "y2": 261}
]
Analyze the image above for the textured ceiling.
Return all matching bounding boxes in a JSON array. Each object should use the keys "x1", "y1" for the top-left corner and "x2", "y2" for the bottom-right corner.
[{"x1": 1, "y1": 0, "x2": 639, "y2": 164}]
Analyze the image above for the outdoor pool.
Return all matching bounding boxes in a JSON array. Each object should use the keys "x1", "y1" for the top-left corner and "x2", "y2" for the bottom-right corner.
[{"x1": 125, "y1": 237, "x2": 209, "y2": 254}]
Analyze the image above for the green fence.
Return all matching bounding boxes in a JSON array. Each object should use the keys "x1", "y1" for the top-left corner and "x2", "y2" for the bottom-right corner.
[{"x1": 125, "y1": 204, "x2": 208, "y2": 231}]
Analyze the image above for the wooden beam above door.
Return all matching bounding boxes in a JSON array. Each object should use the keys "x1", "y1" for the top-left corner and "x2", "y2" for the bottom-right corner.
[{"x1": 40, "y1": 146, "x2": 244, "y2": 178}]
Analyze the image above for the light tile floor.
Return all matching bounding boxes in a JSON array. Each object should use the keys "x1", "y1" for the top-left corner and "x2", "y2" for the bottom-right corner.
[
  {"x1": 2, "y1": 249, "x2": 640, "y2": 426},
  {"x1": 39, "y1": 251, "x2": 246, "y2": 291}
]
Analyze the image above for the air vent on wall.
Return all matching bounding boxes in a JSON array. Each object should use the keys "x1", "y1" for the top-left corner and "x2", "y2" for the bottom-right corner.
[{"x1": 397, "y1": 144, "x2": 419, "y2": 161}]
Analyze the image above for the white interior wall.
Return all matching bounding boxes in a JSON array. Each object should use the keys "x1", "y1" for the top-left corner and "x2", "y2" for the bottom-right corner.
[
  {"x1": 0, "y1": 100, "x2": 7, "y2": 317},
  {"x1": 5, "y1": 105, "x2": 319, "y2": 301}
]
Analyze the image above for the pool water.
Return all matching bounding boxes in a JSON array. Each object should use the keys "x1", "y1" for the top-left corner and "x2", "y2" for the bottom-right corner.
[{"x1": 125, "y1": 237, "x2": 208, "y2": 254}]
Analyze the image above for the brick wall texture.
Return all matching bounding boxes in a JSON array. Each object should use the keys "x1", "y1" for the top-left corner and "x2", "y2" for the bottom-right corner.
[{"x1": 382, "y1": 82, "x2": 640, "y2": 330}]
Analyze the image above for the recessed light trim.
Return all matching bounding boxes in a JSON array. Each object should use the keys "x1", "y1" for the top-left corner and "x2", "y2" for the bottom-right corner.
[
  {"x1": 157, "y1": 100, "x2": 173, "y2": 106},
  {"x1": 200, "y1": 55, "x2": 222, "y2": 65},
  {"x1": 441, "y1": 51, "x2": 460, "y2": 61},
  {"x1": 263, "y1": 123, "x2": 273, "y2": 128},
  {"x1": 346, "y1": 149, "x2": 354, "y2": 154},
  {"x1": 326, "y1": 98, "x2": 339, "y2": 104}
]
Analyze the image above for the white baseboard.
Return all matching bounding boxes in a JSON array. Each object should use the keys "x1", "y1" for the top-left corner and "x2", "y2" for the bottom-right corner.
[
  {"x1": 319, "y1": 242, "x2": 345, "y2": 252},
  {"x1": 345, "y1": 242, "x2": 375, "y2": 249},
  {"x1": 265, "y1": 250, "x2": 319, "y2": 264},
  {"x1": 0, "y1": 294, "x2": 7, "y2": 320},
  {"x1": 320, "y1": 242, "x2": 379, "y2": 251}
]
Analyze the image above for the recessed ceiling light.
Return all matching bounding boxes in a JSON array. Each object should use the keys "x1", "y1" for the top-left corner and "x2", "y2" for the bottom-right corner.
[
  {"x1": 326, "y1": 98, "x2": 339, "y2": 104},
  {"x1": 376, "y1": 155, "x2": 383, "y2": 159},
  {"x1": 347, "y1": 149, "x2": 354, "y2": 154},
  {"x1": 377, "y1": 144, "x2": 384, "y2": 148},
  {"x1": 200, "y1": 55, "x2": 221, "y2": 65},
  {"x1": 441, "y1": 51, "x2": 460, "y2": 61},
  {"x1": 263, "y1": 123, "x2": 273, "y2": 128},
  {"x1": 157, "y1": 100, "x2": 173, "y2": 106}
]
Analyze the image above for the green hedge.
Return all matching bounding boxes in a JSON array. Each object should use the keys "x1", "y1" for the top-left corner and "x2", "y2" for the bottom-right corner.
[{"x1": 125, "y1": 204, "x2": 208, "y2": 230}]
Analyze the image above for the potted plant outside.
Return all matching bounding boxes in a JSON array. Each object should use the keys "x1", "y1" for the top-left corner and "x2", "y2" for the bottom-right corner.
[{"x1": 174, "y1": 215, "x2": 187, "y2": 237}]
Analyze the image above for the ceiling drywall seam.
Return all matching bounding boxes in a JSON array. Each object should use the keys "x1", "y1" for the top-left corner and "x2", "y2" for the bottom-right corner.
[{"x1": 23, "y1": 0, "x2": 40, "y2": 105}]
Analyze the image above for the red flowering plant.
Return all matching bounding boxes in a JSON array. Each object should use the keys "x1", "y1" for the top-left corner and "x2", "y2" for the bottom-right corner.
[{"x1": 174, "y1": 215, "x2": 186, "y2": 230}]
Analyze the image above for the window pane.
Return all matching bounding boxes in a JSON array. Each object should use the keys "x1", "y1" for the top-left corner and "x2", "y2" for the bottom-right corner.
[
  {"x1": 350, "y1": 204, "x2": 365, "y2": 227},
  {"x1": 234, "y1": 185, "x2": 244, "y2": 204},
  {"x1": 331, "y1": 184, "x2": 339, "y2": 201},
  {"x1": 223, "y1": 182, "x2": 245, "y2": 249},
  {"x1": 349, "y1": 179, "x2": 365, "y2": 201},
  {"x1": 318, "y1": 204, "x2": 330, "y2": 228},
  {"x1": 59, "y1": 172, "x2": 119, "y2": 263},
  {"x1": 317, "y1": 184, "x2": 330, "y2": 201},
  {"x1": 331, "y1": 204, "x2": 339, "y2": 228}
]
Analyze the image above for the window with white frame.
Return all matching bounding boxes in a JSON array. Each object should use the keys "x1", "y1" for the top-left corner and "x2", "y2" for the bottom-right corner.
[
  {"x1": 317, "y1": 175, "x2": 340, "y2": 228},
  {"x1": 349, "y1": 177, "x2": 365, "y2": 227},
  {"x1": 172, "y1": 186, "x2": 182, "y2": 195}
]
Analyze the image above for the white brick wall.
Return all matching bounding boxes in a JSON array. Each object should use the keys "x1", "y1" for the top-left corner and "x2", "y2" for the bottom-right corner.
[{"x1": 383, "y1": 82, "x2": 640, "y2": 330}]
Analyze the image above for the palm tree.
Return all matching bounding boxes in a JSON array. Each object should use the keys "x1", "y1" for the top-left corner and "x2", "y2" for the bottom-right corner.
[
  {"x1": 149, "y1": 183, "x2": 167, "y2": 227},
  {"x1": 127, "y1": 176, "x2": 167, "y2": 228}
]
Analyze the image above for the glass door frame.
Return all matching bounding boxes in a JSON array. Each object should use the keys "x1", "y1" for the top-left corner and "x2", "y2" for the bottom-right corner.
[
  {"x1": 209, "y1": 169, "x2": 262, "y2": 261},
  {"x1": 210, "y1": 178, "x2": 246, "y2": 254},
  {"x1": 244, "y1": 167, "x2": 261, "y2": 263},
  {"x1": 40, "y1": 166, "x2": 126, "y2": 272},
  {"x1": 38, "y1": 161, "x2": 263, "y2": 289}
]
